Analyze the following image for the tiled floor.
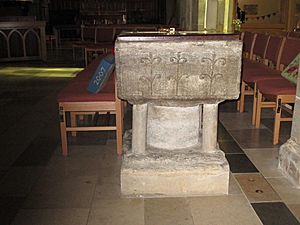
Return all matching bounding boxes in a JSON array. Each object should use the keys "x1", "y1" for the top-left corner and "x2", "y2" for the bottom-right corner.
[{"x1": 0, "y1": 50, "x2": 300, "y2": 225}]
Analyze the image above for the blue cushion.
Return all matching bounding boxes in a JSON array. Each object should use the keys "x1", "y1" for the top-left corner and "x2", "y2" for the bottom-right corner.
[{"x1": 87, "y1": 54, "x2": 115, "y2": 93}]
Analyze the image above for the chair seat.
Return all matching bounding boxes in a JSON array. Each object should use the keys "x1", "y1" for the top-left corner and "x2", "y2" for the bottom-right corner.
[
  {"x1": 57, "y1": 61, "x2": 116, "y2": 103},
  {"x1": 57, "y1": 80, "x2": 115, "y2": 102},
  {"x1": 242, "y1": 60, "x2": 272, "y2": 76},
  {"x1": 243, "y1": 67, "x2": 281, "y2": 83},
  {"x1": 257, "y1": 77, "x2": 296, "y2": 97}
]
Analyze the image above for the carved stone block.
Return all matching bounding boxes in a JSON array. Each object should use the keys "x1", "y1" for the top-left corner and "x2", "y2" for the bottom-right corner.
[{"x1": 115, "y1": 34, "x2": 242, "y2": 105}]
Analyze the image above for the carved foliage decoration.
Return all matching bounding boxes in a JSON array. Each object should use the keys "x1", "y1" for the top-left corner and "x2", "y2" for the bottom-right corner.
[
  {"x1": 199, "y1": 53, "x2": 226, "y2": 95},
  {"x1": 139, "y1": 52, "x2": 162, "y2": 96},
  {"x1": 169, "y1": 52, "x2": 188, "y2": 95},
  {"x1": 138, "y1": 52, "x2": 227, "y2": 97},
  {"x1": 139, "y1": 52, "x2": 189, "y2": 97}
]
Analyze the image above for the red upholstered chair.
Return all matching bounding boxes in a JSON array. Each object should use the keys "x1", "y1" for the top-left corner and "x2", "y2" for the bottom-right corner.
[
  {"x1": 82, "y1": 26, "x2": 96, "y2": 43},
  {"x1": 246, "y1": 33, "x2": 270, "y2": 63},
  {"x1": 255, "y1": 77, "x2": 296, "y2": 145},
  {"x1": 238, "y1": 32, "x2": 272, "y2": 113},
  {"x1": 254, "y1": 38, "x2": 300, "y2": 144},
  {"x1": 57, "y1": 57, "x2": 124, "y2": 156},
  {"x1": 72, "y1": 25, "x2": 97, "y2": 62},
  {"x1": 242, "y1": 31, "x2": 257, "y2": 59},
  {"x1": 246, "y1": 36, "x2": 286, "y2": 123},
  {"x1": 84, "y1": 43, "x2": 114, "y2": 66},
  {"x1": 95, "y1": 27, "x2": 115, "y2": 43},
  {"x1": 82, "y1": 27, "x2": 115, "y2": 66}
]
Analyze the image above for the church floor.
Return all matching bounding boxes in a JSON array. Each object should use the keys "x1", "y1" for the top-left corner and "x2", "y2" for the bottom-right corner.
[{"x1": 0, "y1": 48, "x2": 300, "y2": 225}]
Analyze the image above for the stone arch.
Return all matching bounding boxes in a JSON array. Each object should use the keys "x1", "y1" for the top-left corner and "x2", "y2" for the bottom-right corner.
[
  {"x1": 24, "y1": 29, "x2": 40, "y2": 57},
  {"x1": 0, "y1": 31, "x2": 8, "y2": 58},
  {"x1": 8, "y1": 29, "x2": 24, "y2": 58}
]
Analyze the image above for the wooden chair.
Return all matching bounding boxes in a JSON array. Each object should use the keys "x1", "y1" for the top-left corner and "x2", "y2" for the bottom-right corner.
[
  {"x1": 84, "y1": 43, "x2": 113, "y2": 66},
  {"x1": 82, "y1": 27, "x2": 115, "y2": 66},
  {"x1": 242, "y1": 31, "x2": 257, "y2": 59},
  {"x1": 238, "y1": 32, "x2": 270, "y2": 112},
  {"x1": 255, "y1": 77, "x2": 296, "y2": 145},
  {"x1": 72, "y1": 26, "x2": 97, "y2": 63},
  {"x1": 95, "y1": 27, "x2": 115, "y2": 43},
  {"x1": 245, "y1": 35, "x2": 285, "y2": 124},
  {"x1": 57, "y1": 57, "x2": 124, "y2": 156},
  {"x1": 254, "y1": 37, "x2": 300, "y2": 144}
]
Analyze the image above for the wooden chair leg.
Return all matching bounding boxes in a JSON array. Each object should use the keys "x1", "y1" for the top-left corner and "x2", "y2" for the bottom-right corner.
[
  {"x1": 273, "y1": 97, "x2": 281, "y2": 145},
  {"x1": 59, "y1": 106, "x2": 68, "y2": 156},
  {"x1": 239, "y1": 81, "x2": 246, "y2": 112},
  {"x1": 116, "y1": 98, "x2": 123, "y2": 155},
  {"x1": 70, "y1": 112, "x2": 77, "y2": 137},
  {"x1": 252, "y1": 83, "x2": 258, "y2": 125},
  {"x1": 255, "y1": 91, "x2": 263, "y2": 128}
]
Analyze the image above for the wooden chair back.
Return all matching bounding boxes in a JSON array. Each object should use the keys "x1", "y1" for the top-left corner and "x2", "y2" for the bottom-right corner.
[
  {"x1": 95, "y1": 27, "x2": 115, "y2": 43},
  {"x1": 243, "y1": 31, "x2": 257, "y2": 59},
  {"x1": 81, "y1": 25, "x2": 96, "y2": 43},
  {"x1": 251, "y1": 33, "x2": 270, "y2": 61},
  {"x1": 278, "y1": 37, "x2": 300, "y2": 71},
  {"x1": 264, "y1": 35, "x2": 285, "y2": 69}
]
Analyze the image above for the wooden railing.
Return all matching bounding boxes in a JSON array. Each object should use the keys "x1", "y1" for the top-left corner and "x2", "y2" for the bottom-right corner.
[{"x1": 0, "y1": 21, "x2": 47, "y2": 62}]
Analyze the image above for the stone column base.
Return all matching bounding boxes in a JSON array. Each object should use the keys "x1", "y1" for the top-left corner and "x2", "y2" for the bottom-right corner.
[
  {"x1": 279, "y1": 139, "x2": 300, "y2": 188},
  {"x1": 121, "y1": 131, "x2": 229, "y2": 197}
]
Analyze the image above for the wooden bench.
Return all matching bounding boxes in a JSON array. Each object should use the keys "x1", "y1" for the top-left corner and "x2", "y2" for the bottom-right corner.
[{"x1": 57, "y1": 56, "x2": 124, "y2": 156}]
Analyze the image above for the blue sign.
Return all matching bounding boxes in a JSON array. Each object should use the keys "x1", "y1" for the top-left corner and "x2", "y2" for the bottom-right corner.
[{"x1": 87, "y1": 54, "x2": 115, "y2": 93}]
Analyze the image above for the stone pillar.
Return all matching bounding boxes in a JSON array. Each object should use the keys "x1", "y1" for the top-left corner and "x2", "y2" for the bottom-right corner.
[
  {"x1": 132, "y1": 104, "x2": 147, "y2": 154},
  {"x1": 202, "y1": 104, "x2": 218, "y2": 152},
  {"x1": 279, "y1": 66, "x2": 300, "y2": 188},
  {"x1": 147, "y1": 105, "x2": 200, "y2": 150}
]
